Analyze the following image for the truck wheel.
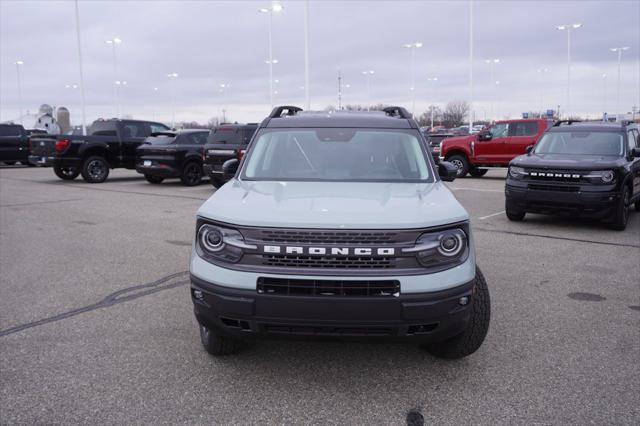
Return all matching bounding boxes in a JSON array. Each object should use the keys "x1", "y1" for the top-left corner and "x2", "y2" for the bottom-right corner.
[
  {"x1": 609, "y1": 186, "x2": 630, "y2": 231},
  {"x1": 199, "y1": 323, "x2": 243, "y2": 356},
  {"x1": 181, "y1": 161, "x2": 203, "y2": 186},
  {"x1": 447, "y1": 155, "x2": 469, "y2": 178},
  {"x1": 4, "y1": 161, "x2": 16, "y2": 166},
  {"x1": 505, "y1": 204, "x2": 526, "y2": 221},
  {"x1": 469, "y1": 168, "x2": 488, "y2": 177},
  {"x1": 145, "y1": 174, "x2": 164, "y2": 184},
  {"x1": 425, "y1": 267, "x2": 490, "y2": 359},
  {"x1": 81, "y1": 156, "x2": 110, "y2": 183},
  {"x1": 54, "y1": 165, "x2": 80, "y2": 180}
]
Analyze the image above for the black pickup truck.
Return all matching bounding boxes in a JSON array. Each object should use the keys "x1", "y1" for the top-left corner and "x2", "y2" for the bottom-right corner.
[
  {"x1": 29, "y1": 119, "x2": 170, "y2": 183},
  {"x1": 203, "y1": 123, "x2": 257, "y2": 187},
  {"x1": 0, "y1": 124, "x2": 31, "y2": 166}
]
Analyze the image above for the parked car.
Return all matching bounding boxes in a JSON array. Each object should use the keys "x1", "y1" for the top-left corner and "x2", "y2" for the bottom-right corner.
[
  {"x1": 0, "y1": 123, "x2": 31, "y2": 166},
  {"x1": 29, "y1": 118, "x2": 169, "y2": 183},
  {"x1": 190, "y1": 105, "x2": 490, "y2": 359},
  {"x1": 203, "y1": 123, "x2": 258, "y2": 188},
  {"x1": 440, "y1": 119, "x2": 553, "y2": 177},
  {"x1": 135, "y1": 129, "x2": 209, "y2": 186},
  {"x1": 506, "y1": 120, "x2": 640, "y2": 230},
  {"x1": 424, "y1": 133, "x2": 455, "y2": 163},
  {"x1": 450, "y1": 126, "x2": 469, "y2": 136},
  {"x1": 471, "y1": 125, "x2": 485, "y2": 134}
]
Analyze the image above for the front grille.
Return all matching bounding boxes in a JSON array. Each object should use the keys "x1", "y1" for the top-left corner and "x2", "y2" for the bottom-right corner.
[
  {"x1": 527, "y1": 170, "x2": 582, "y2": 182},
  {"x1": 262, "y1": 254, "x2": 395, "y2": 269},
  {"x1": 529, "y1": 184, "x2": 579, "y2": 192},
  {"x1": 263, "y1": 324, "x2": 394, "y2": 336},
  {"x1": 256, "y1": 230, "x2": 399, "y2": 245},
  {"x1": 257, "y1": 277, "x2": 400, "y2": 297}
]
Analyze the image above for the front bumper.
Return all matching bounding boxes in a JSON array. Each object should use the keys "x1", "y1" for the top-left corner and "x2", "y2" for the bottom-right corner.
[
  {"x1": 203, "y1": 164, "x2": 224, "y2": 178},
  {"x1": 135, "y1": 163, "x2": 180, "y2": 177},
  {"x1": 505, "y1": 182, "x2": 620, "y2": 218},
  {"x1": 28, "y1": 155, "x2": 55, "y2": 166},
  {"x1": 190, "y1": 272, "x2": 476, "y2": 343}
]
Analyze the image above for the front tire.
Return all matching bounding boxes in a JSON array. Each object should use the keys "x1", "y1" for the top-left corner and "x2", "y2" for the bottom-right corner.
[
  {"x1": 81, "y1": 156, "x2": 110, "y2": 183},
  {"x1": 4, "y1": 161, "x2": 16, "y2": 166},
  {"x1": 609, "y1": 186, "x2": 630, "y2": 231},
  {"x1": 447, "y1": 154, "x2": 470, "y2": 178},
  {"x1": 199, "y1": 323, "x2": 243, "y2": 356},
  {"x1": 54, "y1": 165, "x2": 80, "y2": 180},
  {"x1": 426, "y1": 267, "x2": 490, "y2": 359},
  {"x1": 181, "y1": 161, "x2": 203, "y2": 186},
  {"x1": 469, "y1": 168, "x2": 488, "y2": 177},
  {"x1": 145, "y1": 174, "x2": 164, "y2": 184}
]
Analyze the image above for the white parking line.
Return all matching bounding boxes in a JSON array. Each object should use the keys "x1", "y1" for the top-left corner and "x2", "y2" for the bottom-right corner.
[{"x1": 478, "y1": 210, "x2": 505, "y2": 220}]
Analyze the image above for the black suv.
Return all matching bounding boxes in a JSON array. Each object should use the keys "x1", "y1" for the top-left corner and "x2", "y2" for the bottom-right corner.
[
  {"x1": 505, "y1": 120, "x2": 640, "y2": 230},
  {"x1": 203, "y1": 123, "x2": 258, "y2": 188}
]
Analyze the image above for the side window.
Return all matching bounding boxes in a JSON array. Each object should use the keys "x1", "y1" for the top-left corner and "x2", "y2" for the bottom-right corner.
[
  {"x1": 186, "y1": 133, "x2": 207, "y2": 145},
  {"x1": 122, "y1": 122, "x2": 146, "y2": 138},
  {"x1": 243, "y1": 128, "x2": 256, "y2": 144},
  {"x1": 489, "y1": 123, "x2": 509, "y2": 138},
  {"x1": 513, "y1": 122, "x2": 538, "y2": 136},
  {"x1": 150, "y1": 123, "x2": 168, "y2": 133},
  {"x1": 628, "y1": 130, "x2": 638, "y2": 151},
  {"x1": 0, "y1": 125, "x2": 21, "y2": 136}
]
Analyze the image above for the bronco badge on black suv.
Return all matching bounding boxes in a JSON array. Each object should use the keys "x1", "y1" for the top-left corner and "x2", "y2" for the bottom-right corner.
[
  {"x1": 506, "y1": 120, "x2": 640, "y2": 230},
  {"x1": 190, "y1": 106, "x2": 490, "y2": 359}
]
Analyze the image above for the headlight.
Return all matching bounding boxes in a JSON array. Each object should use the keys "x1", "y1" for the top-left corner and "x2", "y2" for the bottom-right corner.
[
  {"x1": 196, "y1": 222, "x2": 256, "y2": 263},
  {"x1": 403, "y1": 228, "x2": 469, "y2": 271},
  {"x1": 583, "y1": 170, "x2": 616, "y2": 184},
  {"x1": 509, "y1": 166, "x2": 527, "y2": 180}
]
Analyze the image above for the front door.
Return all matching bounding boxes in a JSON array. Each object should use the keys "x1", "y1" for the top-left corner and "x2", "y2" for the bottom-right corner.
[
  {"x1": 474, "y1": 122, "x2": 509, "y2": 163},
  {"x1": 508, "y1": 121, "x2": 540, "y2": 159}
]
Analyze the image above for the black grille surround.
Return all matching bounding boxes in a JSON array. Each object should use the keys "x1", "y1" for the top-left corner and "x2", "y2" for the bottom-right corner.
[{"x1": 257, "y1": 277, "x2": 400, "y2": 297}]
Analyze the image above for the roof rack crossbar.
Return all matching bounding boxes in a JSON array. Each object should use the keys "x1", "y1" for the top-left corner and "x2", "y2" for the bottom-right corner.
[
  {"x1": 268, "y1": 106, "x2": 303, "y2": 119},
  {"x1": 552, "y1": 119, "x2": 582, "y2": 127},
  {"x1": 382, "y1": 106, "x2": 412, "y2": 119}
]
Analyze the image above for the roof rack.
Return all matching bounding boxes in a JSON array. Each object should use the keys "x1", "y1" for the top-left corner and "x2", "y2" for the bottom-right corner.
[
  {"x1": 552, "y1": 119, "x2": 582, "y2": 127},
  {"x1": 382, "y1": 106, "x2": 412, "y2": 119},
  {"x1": 268, "y1": 106, "x2": 303, "y2": 118}
]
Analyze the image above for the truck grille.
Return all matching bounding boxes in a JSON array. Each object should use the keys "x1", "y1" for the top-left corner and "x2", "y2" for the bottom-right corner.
[
  {"x1": 257, "y1": 277, "x2": 400, "y2": 297},
  {"x1": 257, "y1": 230, "x2": 398, "y2": 245},
  {"x1": 262, "y1": 254, "x2": 395, "y2": 269}
]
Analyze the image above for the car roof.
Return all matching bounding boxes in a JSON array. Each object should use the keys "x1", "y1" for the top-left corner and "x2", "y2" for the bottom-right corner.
[
  {"x1": 548, "y1": 122, "x2": 633, "y2": 133},
  {"x1": 261, "y1": 106, "x2": 417, "y2": 129}
]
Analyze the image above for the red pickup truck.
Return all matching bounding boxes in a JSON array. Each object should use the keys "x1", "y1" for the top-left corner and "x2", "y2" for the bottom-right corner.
[{"x1": 440, "y1": 119, "x2": 552, "y2": 177}]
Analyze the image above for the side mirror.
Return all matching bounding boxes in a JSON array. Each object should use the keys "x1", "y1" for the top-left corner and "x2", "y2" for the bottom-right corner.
[
  {"x1": 222, "y1": 158, "x2": 239, "y2": 180},
  {"x1": 525, "y1": 145, "x2": 534, "y2": 154},
  {"x1": 438, "y1": 161, "x2": 457, "y2": 182},
  {"x1": 632, "y1": 147, "x2": 640, "y2": 158},
  {"x1": 478, "y1": 131, "x2": 492, "y2": 141}
]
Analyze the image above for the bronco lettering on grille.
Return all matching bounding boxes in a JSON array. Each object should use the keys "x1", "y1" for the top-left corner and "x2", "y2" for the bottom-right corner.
[{"x1": 262, "y1": 245, "x2": 395, "y2": 256}]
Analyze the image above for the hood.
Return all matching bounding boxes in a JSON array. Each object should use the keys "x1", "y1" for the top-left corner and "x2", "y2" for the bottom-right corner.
[
  {"x1": 198, "y1": 180, "x2": 468, "y2": 229},
  {"x1": 511, "y1": 153, "x2": 624, "y2": 170}
]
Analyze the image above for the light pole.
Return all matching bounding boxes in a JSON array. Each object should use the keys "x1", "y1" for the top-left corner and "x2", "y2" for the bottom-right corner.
[
  {"x1": 152, "y1": 87, "x2": 159, "y2": 121},
  {"x1": 362, "y1": 70, "x2": 374, "y2": 110},
  {"x1": 403, "y1": 42, "x2": 423, "y2": 117},
  {"x1": 468, "y1": 0, "x2": 474, "y2": 134},
  {"x1": 115, "y1": 80, "x2": 127, "y2": 116},
  {"x1": 73, "y1": 0, "x2": 87, "y2": 135},
  {"x1": 219, "y1": 83, "x2": 230, "y2": 123},
  {"x1": 259, "y1": 3, "x2": 283, "y2": 109},
  {"x1": 303, "y1": 0, "x2": 310, "y2": 109},
  {"x1": 14, "y1": 60, "x2": 24, "y2": 124},
  {"x1": 610, "y1": 46, "x2": 629, "y2": 117},
  {"x1": 556, "y1": 23, "x2": 582, "y2": 118},
  {"x1": 166, "y1": 72, "x2": 178, "y2": 128},
  {"x1": 426, "y1": 77, "x2": 438, "y2": 129},
  {"x1": 602, "y1": 73, "x2": 607, "y2": 117},
  {"x1": 537, "y1": 68, "x2": 549, "y2": 117},
  {"x1": 105, "y1": 37, "x2": 122, "y2": 118},
  {"x1": 484, "y1": 58, "x2": 499, "y2": 120}
]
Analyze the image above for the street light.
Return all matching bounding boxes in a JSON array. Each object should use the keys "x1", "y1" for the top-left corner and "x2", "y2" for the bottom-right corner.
[
  {"x1": 484, "y1": 58, "x2": 500, "y2": 120},
  {"x1": 537, "y1": 68, "x2": 549, "y2": 117},
  {"x1": 14, "y1": 60, "x2": 24, "y2": 124},
  {"x1": 73, "y1": 0, "x2": 87, "y2": 135},
  {"x1": 610, "y1": 46, "x2": 630, "y2": 116},
  {"x1": 403, "y1": 42, "x2": 423, "y2": 117},
  {"x1": 259, "y1": 3, "x2": 283, "y2": 109},
  {"x1": 166, "y1": 72, "x2": 178, "y2": 128},
  {"x1": 105, "y1": 37, "x2": 122, "y2": 118},
  {"x1": 601, "y1": 73, "x2": 607, "y2": 117},
  {"x1": 219, "y1": 83, "x2": 230, "y2": 123},
  {"x1": 152, "y1": 87, "x2": 159, "y2": 121},
  {"x1": 362, "y1": 70, "x2": 374, "y2": 110},
  {"x1": 426, "y1": 77, "x2": 438, "y2": 129},
  {"x1": 556, "y1": 23, "x2": 582, "y2": 118}
]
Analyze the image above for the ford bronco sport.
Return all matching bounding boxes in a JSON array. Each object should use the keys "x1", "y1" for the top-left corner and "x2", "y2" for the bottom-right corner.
[{"x1": 190, "y1": 106, "x2": 490, "y2": 359}]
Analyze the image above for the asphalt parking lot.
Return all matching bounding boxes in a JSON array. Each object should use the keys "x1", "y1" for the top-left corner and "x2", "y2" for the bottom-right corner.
[{"x1": 1, "y1": 166, "x2": 638, "y2": 425}]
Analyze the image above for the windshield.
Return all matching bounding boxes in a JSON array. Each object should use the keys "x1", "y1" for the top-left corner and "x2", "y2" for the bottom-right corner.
[
  {"x1": 534, "y1": 131, "x2": 624, "y2": 156},
  {"x1": 241, "y1": 128, "x2": 432, "y2": 182}
]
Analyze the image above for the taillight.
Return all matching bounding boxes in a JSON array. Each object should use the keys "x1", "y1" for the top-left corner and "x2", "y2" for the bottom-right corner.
[
  {"x1": 237, "y1": 149, "x2": 246, "y2": 160},
  {"x1": 55, "y1": 139, "x2": 71, "y2": 153}
]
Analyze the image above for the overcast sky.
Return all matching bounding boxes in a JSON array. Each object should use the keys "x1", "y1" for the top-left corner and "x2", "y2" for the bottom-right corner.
[{"x1": 1, "y1": 0, "x2": 639, "y2": 126}]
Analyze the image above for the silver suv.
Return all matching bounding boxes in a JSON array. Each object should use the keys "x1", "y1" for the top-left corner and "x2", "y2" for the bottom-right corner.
[{"x1": 190, "y1": 106, "x2": 490, "y2": 359}]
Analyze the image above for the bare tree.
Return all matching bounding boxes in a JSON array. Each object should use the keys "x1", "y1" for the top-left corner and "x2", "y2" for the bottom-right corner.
[
  {"x1": 442, "y1": 100, "x2": 470, "y2": 128},
  {"x1": 416, "y1": 105, "x2": 443, "y2": 127}
]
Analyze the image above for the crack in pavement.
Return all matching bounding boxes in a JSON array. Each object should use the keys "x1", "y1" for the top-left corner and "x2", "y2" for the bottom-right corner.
[
  {"x1": 0, "y1": 271, "x2": 190, "y2": 338},
  {"x1": 475, "y1": 227, "x2": 640, "y2": 248}
]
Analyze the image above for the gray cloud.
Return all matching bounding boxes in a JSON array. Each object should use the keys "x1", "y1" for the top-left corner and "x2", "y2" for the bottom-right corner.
[{"x1": 1, "y1": 0, "x2": 639, "y2": 125}]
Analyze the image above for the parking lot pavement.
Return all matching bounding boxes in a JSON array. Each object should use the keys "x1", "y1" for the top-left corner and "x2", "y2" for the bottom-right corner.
[{"x1": 1, "y1": 166, "x2": 639, "y2": 425}]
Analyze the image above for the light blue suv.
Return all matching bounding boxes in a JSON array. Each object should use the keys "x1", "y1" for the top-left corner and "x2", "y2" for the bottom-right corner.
[{"x1": 190, "y1": 106, "x2": 490, "y2": 359}]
